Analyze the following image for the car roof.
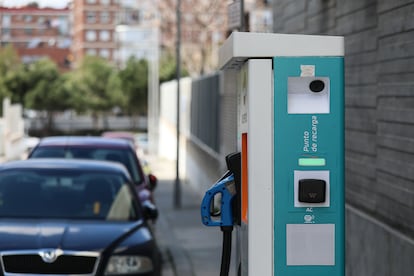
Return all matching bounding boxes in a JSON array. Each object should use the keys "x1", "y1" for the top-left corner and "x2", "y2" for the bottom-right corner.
[
  {"x1": 102, "y1": 131, "x2": 135, "y2": 139},
  {"x1": 102, "y1": 132, "x2": 136, "y2": 145},
  {"x1": 0, "y1": 158, "x2": 130, "y2": 177},
  {"x1": 36, "y1": 136, "x2": 132, "y2": 148}
]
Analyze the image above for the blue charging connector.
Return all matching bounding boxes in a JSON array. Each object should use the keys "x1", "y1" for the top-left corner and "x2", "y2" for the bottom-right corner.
[
  {"x1": 201, "y1": 173, "x2": 236, "y2": 227},
  {"x1": 200, "y1": 152, "x2": 240, "y2": 276}
]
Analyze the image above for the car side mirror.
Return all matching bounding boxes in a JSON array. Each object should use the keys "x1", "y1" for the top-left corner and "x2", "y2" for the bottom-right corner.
[
  {"x1": 148, "y1": 174, "x2": 157, "y2": 191},
  {"x1": 142, "y1": 200, "x2": 158, "y2": 221}
]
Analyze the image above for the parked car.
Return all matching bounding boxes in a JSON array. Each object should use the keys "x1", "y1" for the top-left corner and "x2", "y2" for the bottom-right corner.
[
  {"x1": 101, "y1": 131, "x2": 150, "y2": 173},
  {"x1": 101, "y1": 131, "x2": 136, "y2": 148},
  {"x1": 135, "y1": 133, "x2": 149, "y2": 156},
  {"x1": 0, "y1": 159, "x2": 161, "y2": 275},
  {"x1": 28, "y1": 136, "x2": 158, "y2": 206}
]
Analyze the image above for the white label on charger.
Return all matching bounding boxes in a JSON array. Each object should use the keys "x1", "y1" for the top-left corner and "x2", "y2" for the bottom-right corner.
[{"x1": 300, "y1": 65, "x2": 315, "y2": 77}]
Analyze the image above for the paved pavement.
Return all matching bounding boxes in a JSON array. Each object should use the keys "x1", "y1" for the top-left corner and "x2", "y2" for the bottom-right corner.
[{"x1": 147, "y1": 156, "x2": 226, "y2": 276}]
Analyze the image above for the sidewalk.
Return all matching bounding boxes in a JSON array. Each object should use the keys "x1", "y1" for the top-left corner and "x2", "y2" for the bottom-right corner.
[{"x1": 148, "y1": 156, "x2": 224, "y2": 276}]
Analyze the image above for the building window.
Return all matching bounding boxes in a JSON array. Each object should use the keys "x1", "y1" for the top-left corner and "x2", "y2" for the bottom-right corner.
[
  {"x1": 87, "y1": 0, "x2": 97, "y2": 4},
  {"x1": 128, "y1": 10, "x2": 140, "y2": 24},
  {"x1": 58, "y1": 16, "x2": 69, "y2": 35},
  {"x1": 86, "y1": 49, "x2": 97, "y2": 56},
  {"x1": 2, "y1": 15, "x2": 11, "y2": 27},
  {"x1": 99, "y1": 49, "x2": 110, "y2": 59},
  {"x1": 85, "y1": 30, "x2": 97, "y2": 41},
  {"x1": 87, "y1": 11, "x2": 96, "y2": 23},
  {"x1": 24, "y1": 15, "x2": 32, "y2": 22},
  {"x1": 184, "y1": 13, "x2": 193, "y2": 23},
  {"x1": 100, "y1": 11, "x2": 110, "y2": 23},
  {"x1": 37, "y1": 16, "x2": 45, "y2": 25},
  {"x1": 101, "y1": 0, "x2": 110, "y2": 5},
  {"x1": 99, "y1": 30, "x2": 110, "y2": 41},
  {"x1": 24, "y1": 28, "x2": 32, "y2": 35}
]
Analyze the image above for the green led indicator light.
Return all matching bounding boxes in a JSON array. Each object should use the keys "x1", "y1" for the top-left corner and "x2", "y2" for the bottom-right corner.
[{"x1": 298, "y1": 158, "x2": 326, "y2": 166}]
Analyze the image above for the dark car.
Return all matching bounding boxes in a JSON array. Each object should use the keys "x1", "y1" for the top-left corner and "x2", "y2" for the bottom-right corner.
[
  {"x1": 0, "y1": 159, "x2": 161, "y2": 275},
  {"x1": 101, "y1": 131, "x2": 136, "y2": 148},
  {"x1": 28, "y1": 136, "x2": 157, "y2": 205}
]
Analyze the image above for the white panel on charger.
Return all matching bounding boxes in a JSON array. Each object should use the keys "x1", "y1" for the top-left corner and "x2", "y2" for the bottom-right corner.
[
  {"x1": 247, "y1": 59, "x2": 273, "y2": 276},
  {"x1": 219, "y1": 32, "x2": 344, "y2": 70},
  {"x1": 288, "y1": 77, "x2": 330, "y2": 114},
  {"x1": 286, "y1": 224, "x2": 335, "y2": 266}
]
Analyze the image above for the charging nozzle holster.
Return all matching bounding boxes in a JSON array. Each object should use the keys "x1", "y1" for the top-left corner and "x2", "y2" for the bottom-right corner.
[{"x1": 225, "y1": 152, "x2": 241, "y2": 226}]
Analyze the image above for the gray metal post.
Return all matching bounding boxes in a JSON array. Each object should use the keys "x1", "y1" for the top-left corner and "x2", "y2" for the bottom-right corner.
[{"x1": 174, "y1": 0, "x2": 182, "y2": 209}]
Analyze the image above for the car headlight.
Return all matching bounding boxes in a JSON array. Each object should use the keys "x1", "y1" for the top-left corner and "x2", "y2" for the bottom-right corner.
[{"x1": 104, "y1": 255, "x2": 153, "y2": 275}]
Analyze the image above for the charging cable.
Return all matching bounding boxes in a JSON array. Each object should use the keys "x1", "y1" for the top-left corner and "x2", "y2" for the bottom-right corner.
[{"x1": 220, "y1": 226, "x2": 233, "y2": 276}]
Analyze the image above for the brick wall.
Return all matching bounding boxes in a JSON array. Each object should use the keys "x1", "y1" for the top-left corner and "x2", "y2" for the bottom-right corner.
[{"x1": 273, "y1": 0, "x2": 414, "y2": 275}]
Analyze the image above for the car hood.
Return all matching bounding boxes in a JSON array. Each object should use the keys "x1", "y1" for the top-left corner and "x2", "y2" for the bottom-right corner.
[{"x1": 0, "y1": 219, "x2": 145, "y2": 252}]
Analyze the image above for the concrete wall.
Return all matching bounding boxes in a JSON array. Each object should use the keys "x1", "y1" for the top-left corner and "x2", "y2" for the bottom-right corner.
[
  {"x1": 158, "y1": 77, "x2": 192, "y2": 179},
  {"x1": 27, "y1": 114, "x2": 147, "y2": 132},
  {"x1": 0, "y1": 98, "x2": 26, "y2": 161},
  {"x1": 272, "y1": 0, "x2": 414, "y2": 275},
  {"x1": 158, "y1": 75, "x2": 223, "y2": 193}
]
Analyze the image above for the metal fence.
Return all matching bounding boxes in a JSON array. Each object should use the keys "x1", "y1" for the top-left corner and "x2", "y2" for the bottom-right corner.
[{"x1": 190, "y1": 74, "x2": 220, "y2": 153}]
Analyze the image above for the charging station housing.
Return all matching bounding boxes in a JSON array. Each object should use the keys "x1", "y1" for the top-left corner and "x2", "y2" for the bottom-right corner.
[{"x1": 219, "y1": 32, "x2": 345, "y2": 276}]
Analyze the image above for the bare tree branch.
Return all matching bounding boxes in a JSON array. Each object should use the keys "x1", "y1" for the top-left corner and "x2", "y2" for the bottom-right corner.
[{"x1": 158, "y1": 0, "x2": 230, "y2": 75}]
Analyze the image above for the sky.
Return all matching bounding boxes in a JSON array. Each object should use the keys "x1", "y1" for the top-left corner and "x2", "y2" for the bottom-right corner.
[{"x1": 2, "y1": 0, "x2": 70, "y2": 8}]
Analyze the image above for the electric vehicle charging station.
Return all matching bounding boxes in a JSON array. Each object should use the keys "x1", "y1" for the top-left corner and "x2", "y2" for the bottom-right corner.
[{"x1": 201, "y1": 32, "x2": 344, "y2": 276}]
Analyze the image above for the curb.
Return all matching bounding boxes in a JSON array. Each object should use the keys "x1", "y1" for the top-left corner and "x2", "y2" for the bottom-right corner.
[{"x1": 167, "y1": 245, "x2": 195, "y2": 276}]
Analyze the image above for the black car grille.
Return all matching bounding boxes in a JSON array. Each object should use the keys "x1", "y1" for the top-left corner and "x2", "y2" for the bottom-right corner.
[{"x1": 2, "y1": 254, "x2": 98, "y2": 274}]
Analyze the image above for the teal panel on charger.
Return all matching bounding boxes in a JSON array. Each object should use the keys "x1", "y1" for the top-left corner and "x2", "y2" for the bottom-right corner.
[{"x1": 273, "y1": 57, "x2": 344, "y2": 276}]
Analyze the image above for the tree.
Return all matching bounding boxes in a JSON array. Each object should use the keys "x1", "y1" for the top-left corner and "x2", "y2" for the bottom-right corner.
[
  {"x1": 4, "y1": 65, "x2": 30, "y2": 105},
  {"x1": 77, "y1": 56, "x2": 124, "y2": 111},
  {"x1": 24, "y1": 58, "x2": 69, "y2": 132},
  {"x1": 118, "y1": 56, "x2": 148, "y2": 116},
  {"x1": 27, "y1": 2, "x2": 39, "y2": 8},
  {"x1": 159, "y1": 52, "x2": 188, "y2": 83},
  {"x1": 0, "y1": 46, "x2": 22, "y2": 111},
  {"x1": 158, "y1": 0, "x2": 227, "y2": 76},
  {"x1": 56, "y1": 70, "x2": 87, "y2": 113},
  {"x1": 0, "y1": 45, "x2": 21, "y2": 74},
  {"x1": 72, "y1": 56, "x2": 124, "y2": 128}
]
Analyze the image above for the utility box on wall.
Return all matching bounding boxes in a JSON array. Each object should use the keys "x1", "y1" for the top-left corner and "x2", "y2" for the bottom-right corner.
[{"x1": 219, "y1": 32, "x2": 344, "y2": 276}]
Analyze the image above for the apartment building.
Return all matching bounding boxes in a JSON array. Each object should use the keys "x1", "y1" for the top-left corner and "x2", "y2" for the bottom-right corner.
[
  {"x1": 0, "y1": 6, "x2": 71, "y2": 70},
  {"x1": 248, "y1": 0, "x2": 273, "y2": 33},
  {"x1": 71, "y1": 0, "x2": 120, "y2": 65},
  {"x1": 114, "y1": 0, "x2": 159, "y2": 67}
]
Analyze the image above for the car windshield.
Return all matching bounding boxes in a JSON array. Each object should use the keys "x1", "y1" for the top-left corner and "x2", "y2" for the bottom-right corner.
[
  {"x1": 0, "y1": 169, "x2": 139, "y2": 221},
  {"x1": 30, "y1": 147, "x2": 142, "y2": 184}
]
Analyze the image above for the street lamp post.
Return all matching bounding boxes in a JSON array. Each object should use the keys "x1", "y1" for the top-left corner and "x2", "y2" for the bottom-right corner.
[
  {"x1": 174, "y1": 0, "x2": 182, "y2": 209},
  {"x1": 240, "y1": 0, "x2": 245, "y2": 31}
]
